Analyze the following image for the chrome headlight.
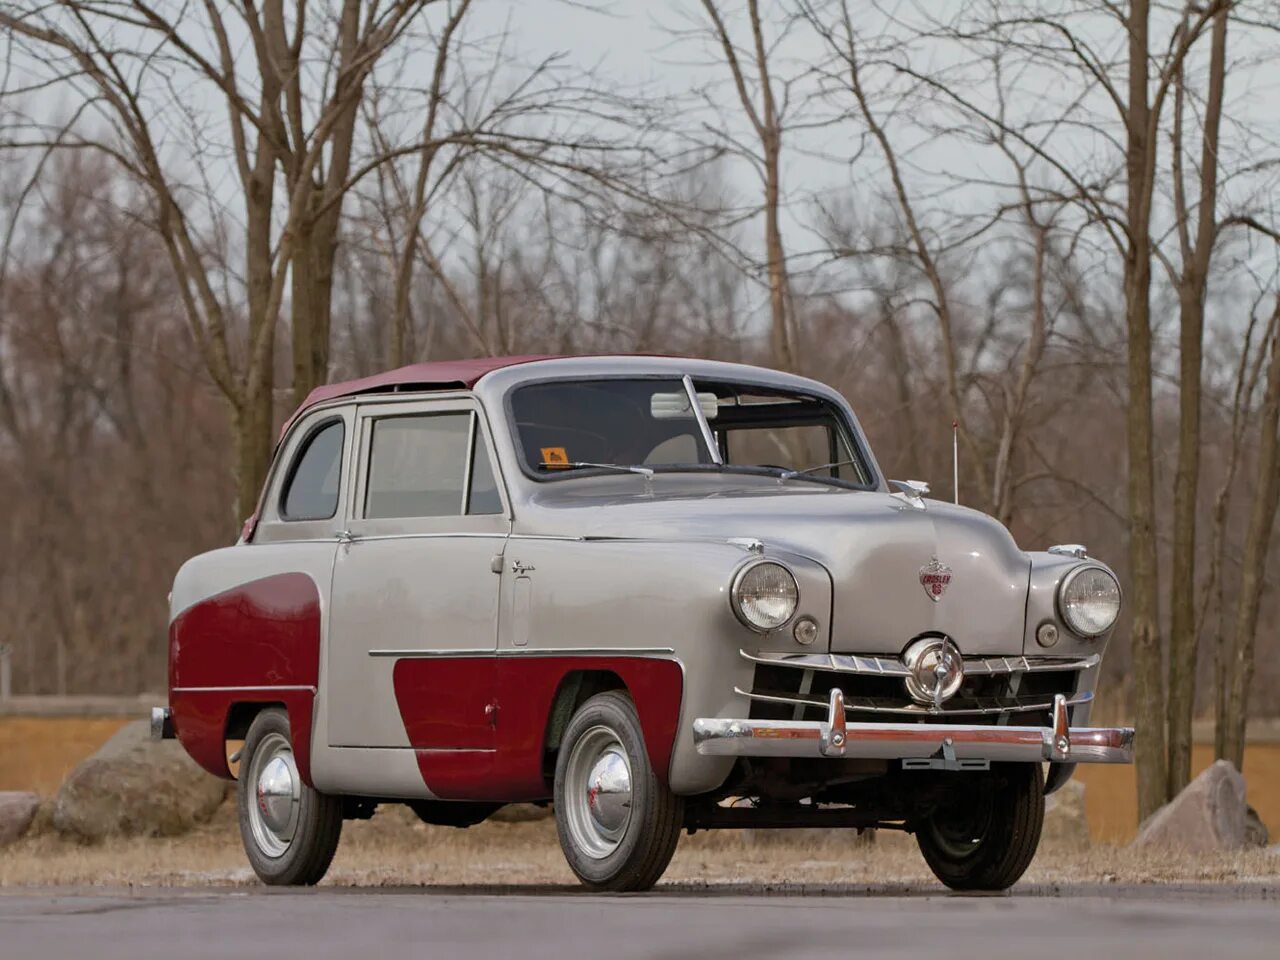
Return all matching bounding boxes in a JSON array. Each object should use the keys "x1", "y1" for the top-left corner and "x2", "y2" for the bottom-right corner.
[
  {"x1": 731, "y1": 560, "x2": 798, "y2": 632},
  {"x1": 1058, "y1": 565, "x2": 1121, "y2": 637}
]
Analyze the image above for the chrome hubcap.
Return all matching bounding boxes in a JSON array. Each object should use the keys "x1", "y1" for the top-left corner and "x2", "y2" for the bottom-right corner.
[
  {"x1": 246, "y1": 732, "x2": 300, "y2": 859},
  {"x1": 565, "y1": 726, "x2": 633, "y2": 859}
]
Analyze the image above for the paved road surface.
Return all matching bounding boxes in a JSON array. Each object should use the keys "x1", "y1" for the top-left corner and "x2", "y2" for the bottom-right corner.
[{"x1": 2, "y1": 885, "x2": 1277, "y2": 959}]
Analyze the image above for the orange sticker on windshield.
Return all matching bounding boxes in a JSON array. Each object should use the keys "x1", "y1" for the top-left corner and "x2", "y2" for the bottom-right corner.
[{"x1": 541, "y1": 446, "x2": 569, "y2": 468}]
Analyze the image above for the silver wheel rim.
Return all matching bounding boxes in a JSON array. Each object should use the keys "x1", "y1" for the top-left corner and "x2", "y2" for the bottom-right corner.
[
  {"x1": 246, "y1": 731, "x2": 301, "y2": 859},
  {"x1": 564, "y1": 725, "x2": 633, "y2": 860}
]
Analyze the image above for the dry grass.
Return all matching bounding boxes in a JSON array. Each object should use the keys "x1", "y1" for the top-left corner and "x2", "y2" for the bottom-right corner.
[
  {"x1": 3, "y1": 800, "x2": 1277, "y2": 890},
  {"x1": 0, "y1": 717, "x2": 128, "y2": 795}
]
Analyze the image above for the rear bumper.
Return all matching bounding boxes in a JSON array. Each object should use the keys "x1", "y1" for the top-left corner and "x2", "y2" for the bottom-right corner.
[
  {"x1": 150, "y1": 706, "x2": 175, "y2": 741},
  {"x1": 692, "y1": 690, "x2": 1133, "y2": 765}
]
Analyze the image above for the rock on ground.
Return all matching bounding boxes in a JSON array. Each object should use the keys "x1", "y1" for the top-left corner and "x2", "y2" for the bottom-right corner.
[
  {"x1": 1134, "y1": 759, "x2": 1248, "y2": 854},
  {"x1": 52, "y1": 720, "x2": 227, "y2": 841},
  {"x1": 0, "y1": 791, "x2": 40, "y2": 846},
  {"x1": 1042, "y1": 779, "x2": 1090, "y2": 851}
]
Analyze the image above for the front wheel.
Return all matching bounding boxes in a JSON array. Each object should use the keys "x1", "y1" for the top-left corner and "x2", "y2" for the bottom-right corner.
[
  {"x1": 237, "y1": 707, "x2": 343, "y2": 886},
  {"x1": 915, "y1": 762, "x2": 1044, "y2": 891},
  {"x1": 554, "y1": 690, "x2": 683, "y2": 891}
]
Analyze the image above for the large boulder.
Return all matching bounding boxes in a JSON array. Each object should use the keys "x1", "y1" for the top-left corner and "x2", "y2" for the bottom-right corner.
[
  {"x1": 1041, "y1": 779, "x2": 1090, "y2": 851},
  {"x1": 52, "y1": 720, "x2": 227, "y2": 841},
  {"x1": 0, "y1": 791, "x2": 40, "y2": 846},
  {"x1": 1134, "y1": 759, "x2": 1247, "y2": 853}
]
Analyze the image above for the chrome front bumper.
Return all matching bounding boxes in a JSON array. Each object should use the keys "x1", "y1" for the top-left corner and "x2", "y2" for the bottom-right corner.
[{"x1": 692, "y1": 690, "x2": 1134, "y2": 765}]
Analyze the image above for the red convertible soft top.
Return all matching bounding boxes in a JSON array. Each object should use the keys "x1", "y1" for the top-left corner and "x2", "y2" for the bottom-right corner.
[{"x1": 280, "y1": 354, "x2": 558, "y2": 441}]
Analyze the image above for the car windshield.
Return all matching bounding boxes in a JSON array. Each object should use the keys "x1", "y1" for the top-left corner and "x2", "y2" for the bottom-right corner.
[{"x1": 509, "y1": 377, "x2": 874, "y2": 486}]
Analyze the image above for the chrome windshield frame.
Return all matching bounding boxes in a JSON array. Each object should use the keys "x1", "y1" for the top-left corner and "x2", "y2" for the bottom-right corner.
[{"x1": 683, "y1": 374, "x2": 724, "y2": 466}]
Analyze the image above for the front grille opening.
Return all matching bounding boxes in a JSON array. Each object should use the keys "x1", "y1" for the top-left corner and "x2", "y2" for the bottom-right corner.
[{"x1": 747, "y1": 663, "x2": 1080, "y2": 726}]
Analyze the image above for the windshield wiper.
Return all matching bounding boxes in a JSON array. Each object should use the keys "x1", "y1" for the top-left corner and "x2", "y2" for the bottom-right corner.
[
  {"x1": 539, "y1": 461, "x2": 655, "y2": 478},
  {"x1": 778, "y1": 459, "x2": 861, "y2": 481}
]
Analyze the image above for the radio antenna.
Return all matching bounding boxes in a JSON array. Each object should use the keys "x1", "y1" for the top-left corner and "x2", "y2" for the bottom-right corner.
[{"x1": 952, "y1": 420, "x2": 959, "y2": 505}]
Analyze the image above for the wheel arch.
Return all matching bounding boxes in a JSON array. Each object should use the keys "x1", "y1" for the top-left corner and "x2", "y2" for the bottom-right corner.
[
  {"x1": 225, "y1": 697, "x2": 316, "y2": 787},
  {"x1": 536, "y1": 661, "x2": 683, "y2": 791},
  {"x1": 541, "y1": 669, "x2": 627, "y2": 778}
]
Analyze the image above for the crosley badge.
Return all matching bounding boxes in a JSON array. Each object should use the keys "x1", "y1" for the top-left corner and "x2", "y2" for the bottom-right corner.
[{"x1": 919, "y1": 557, "x2": 952, "y2": 602}]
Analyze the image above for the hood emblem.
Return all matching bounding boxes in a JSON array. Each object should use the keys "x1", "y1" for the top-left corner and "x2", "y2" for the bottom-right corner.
[{"x1": 919, "y1": 557, "x2": 952, "y2": 602}]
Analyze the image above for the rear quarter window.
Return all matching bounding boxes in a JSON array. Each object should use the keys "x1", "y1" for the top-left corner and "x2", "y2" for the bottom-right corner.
[{"x1": 281, "y1": 420, "x2": 345, "y2": 521}]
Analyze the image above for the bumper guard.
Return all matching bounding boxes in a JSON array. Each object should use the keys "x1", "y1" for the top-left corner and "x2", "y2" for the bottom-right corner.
[{"x1": 692, "y1": 691, "x2": 1133, "y2": 765}]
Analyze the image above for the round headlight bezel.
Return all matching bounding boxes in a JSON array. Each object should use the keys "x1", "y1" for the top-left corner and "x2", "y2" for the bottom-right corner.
[
  {"x1": 730, "y1": 559, "x2": 800, "y2": 633},
  {"x1": 1057, "y1": 563, "x2": 1122, "y2": 638}
]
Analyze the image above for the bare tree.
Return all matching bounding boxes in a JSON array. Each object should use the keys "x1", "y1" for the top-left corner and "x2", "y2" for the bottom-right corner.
[
  {"x1": 679, "y1": 1, "x2": 801, "y2": 369},
  {"x1": 0, "y1": 1, "x2": 457, "y2": 519}
]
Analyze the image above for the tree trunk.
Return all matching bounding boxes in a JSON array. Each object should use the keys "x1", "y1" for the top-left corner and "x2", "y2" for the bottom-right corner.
[
  {"x1": 230, "y1": 368, "x2": 276, "y2": 526},
  {"x1": 1166, "y1": 278, "x2": 1204, "y2": 793},
  {"x1": 1220, "y1": 307, "x2": 1280, "y2": 769},
  {"x1": 1125, "y1": 0, "x2": 1167, "y2": 822},
  {"x1": 1166, "y1": 6, "x2": 1227, "y2": 797},
  {"x1": 288, "y1": 0, "x2": 362, "y2": 408},
  {"x1": 290, "y1": 202, "x2": 338, "y2": 407},
  {"x1": 763, "y1": 134, "x2": 794, "y2": 370}
]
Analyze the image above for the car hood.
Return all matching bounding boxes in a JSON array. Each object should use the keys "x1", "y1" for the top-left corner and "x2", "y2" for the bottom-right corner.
[{"x1": 518, "y1": 475, "x2": 1031, "y2": 655}]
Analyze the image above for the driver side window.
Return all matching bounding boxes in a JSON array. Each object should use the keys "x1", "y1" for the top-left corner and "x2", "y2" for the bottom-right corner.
[{"x1": 362, "y1": 411, "x2": 504, "y2": 519}]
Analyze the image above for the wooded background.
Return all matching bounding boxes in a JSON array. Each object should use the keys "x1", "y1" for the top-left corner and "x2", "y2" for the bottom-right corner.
[{"x1": 0, "y1": 1, "x2": 1278, "y2": 819}]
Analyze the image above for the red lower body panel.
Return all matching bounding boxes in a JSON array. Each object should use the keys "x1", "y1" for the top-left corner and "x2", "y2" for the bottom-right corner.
[
  {"x1": 168, "y1": 572, "x2": 323, "y2": 785},
  {"x1": 171, "y1": 688, "x2": 317, "y2": 786},
  {"x1": 393, "y1": 656, "x2": 683, "y2": 801}
]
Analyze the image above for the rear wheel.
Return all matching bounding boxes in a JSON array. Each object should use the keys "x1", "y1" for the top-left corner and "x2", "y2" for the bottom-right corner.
[
  {"x1": 554, "y1": 690, "x2": 683, "y2": 891},
  {"x1": 915, "y1": 763, "x2": 1044, "y2": 891},
  {"x1": 237, "y1": 707, "x2": 342, "y2": 886}
]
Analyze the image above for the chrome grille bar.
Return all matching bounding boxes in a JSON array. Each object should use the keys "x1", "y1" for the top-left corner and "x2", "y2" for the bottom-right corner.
[
  {"x1": 735, "y1": 685, "x2": 1094, "y2": 717},
  {"x1": 741, "y1": 649, "x2": 1099, "y2": 677}
]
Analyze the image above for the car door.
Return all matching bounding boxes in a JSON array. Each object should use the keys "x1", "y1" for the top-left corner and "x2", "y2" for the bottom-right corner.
[{"x1": 326, "y1": 395, "x2": 510, "y2": 751}]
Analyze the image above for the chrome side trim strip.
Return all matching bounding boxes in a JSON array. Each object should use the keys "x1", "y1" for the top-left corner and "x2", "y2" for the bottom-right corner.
[
  {"x1": 740, "y1": 649, "x2": 1098, "y2": 677},
  {"x1": 734, "y1": 686, "x2": 1094, "y2": 717},
  {"x1": 368, "y1": 648, "x2": 488, "y2": 658},
  {"x1": 498, "y1": 646, "x2": 676, "y2": 657},
  {"x1": 368, "y1": 646, "x2": 676, "y2": 659},
  {"x1": 338, "y1": 532, "x2": 509, "y2": 543},
  {"x1": 171, "y1": 684, "x2": 317, "y2": 693}
]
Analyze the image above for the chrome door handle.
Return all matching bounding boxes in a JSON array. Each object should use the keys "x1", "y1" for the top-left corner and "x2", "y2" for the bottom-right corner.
[{"x1": 336, "y1": 530, "x2": 356, "y2": 543}]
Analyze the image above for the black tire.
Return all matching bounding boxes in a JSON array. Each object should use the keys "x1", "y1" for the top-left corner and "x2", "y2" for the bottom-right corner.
[
  {"x1": 915, "y1": 762, "x2": 1044, "y2": 891},
  {"x1": 237, "y1": 707, "x2": 343, "y2": 886},
  {"x1": 553, "y1": 690, "x2": 683, "y2": 892}
]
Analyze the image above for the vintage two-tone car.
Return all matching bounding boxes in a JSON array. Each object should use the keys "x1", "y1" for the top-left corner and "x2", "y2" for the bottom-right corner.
[{"x1": 153, "y1": 355, "x2": 1131, "y2": 891}]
